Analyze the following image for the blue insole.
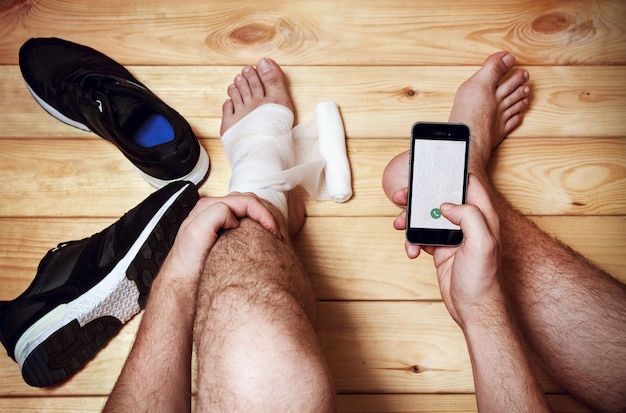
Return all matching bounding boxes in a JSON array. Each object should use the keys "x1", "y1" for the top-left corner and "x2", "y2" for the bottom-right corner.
[{"x1": 133, "y1": 114, "x2": 174, "y2": 147}]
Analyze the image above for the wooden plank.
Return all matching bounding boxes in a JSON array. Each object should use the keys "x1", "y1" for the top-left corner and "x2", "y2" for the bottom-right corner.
[
  {"x1": 490, "y1": 137, "x2": 626, "y2": 216},
  {"x1": 336, "y1": 394, "x2": 592, "y2": 413},
  {"x1": 0, "y1": 137, "x2": 623, "y2": 218},
  {"x1": 0, "y1": 215, "x2": 622, "y2": 302},
  {"x1": 0, "y1": 302, "x2": 566, "y2": 396},
  {"x1": 0, "y1": 0, "x2": 624, "y2": 66},
  {"x1": 0, "y1": 216, "x2": 623, "y2": 302},
  {"x1": 297, "y1": 215, "x2": 626, "y2": 300},
  {"x1": 0, "y1": 397, "x2": 107, "y2": 413},
  {"x1": 319, "y1": 301, "x2": 583, "y2": 394},
  {"x1": 2, "y1": 65, "x2": 625, "y2": 140},
  {"x1": 0, "y1": 394, "x2": 591, "y2": 413}
]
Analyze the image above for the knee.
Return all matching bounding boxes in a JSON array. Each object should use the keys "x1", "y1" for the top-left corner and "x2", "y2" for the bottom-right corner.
[{"x1": 196, "y1": 285, "x2": 335, "y2": 411}]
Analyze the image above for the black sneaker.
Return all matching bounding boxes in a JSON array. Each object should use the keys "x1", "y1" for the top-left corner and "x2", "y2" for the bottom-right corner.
[
  {"x1": 19, "y1": 37, "x2": 209, "y2": 188},
  {"x1": 0, "y1": 181, "x2": 199, "y2": 387}
]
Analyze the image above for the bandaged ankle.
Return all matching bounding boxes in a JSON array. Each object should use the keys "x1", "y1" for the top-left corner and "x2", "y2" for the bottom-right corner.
[
  {"x1": 221, "y1": 102, "x2": 352, "y2": 218},
  {"x1": 221, "y1": 104, "x2": 294, "y2": 216}
]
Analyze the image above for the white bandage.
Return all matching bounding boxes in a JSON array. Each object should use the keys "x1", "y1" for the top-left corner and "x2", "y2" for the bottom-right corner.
[{"x1": 221, "y1": 102, "x2": 353, "y2": 217}]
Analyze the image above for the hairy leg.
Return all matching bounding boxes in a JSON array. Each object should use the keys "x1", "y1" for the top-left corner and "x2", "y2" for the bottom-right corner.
[
  {"x1": 383, "y1": 51, "x2": 626, "y2": 412},
  {"x1": 480, "y1": 176, "x2": 626, "y2": 412},
  {"x1": 450, "y1": 52, "x2": 626, "y2": 412},
  {"x1": 193, "y1": 59, "x2": 334, "y2": 412}
]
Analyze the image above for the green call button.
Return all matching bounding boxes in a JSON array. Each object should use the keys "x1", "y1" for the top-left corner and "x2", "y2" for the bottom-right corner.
[{"x1": 430, "y1": 208, "x2": 442, "y2": 219}]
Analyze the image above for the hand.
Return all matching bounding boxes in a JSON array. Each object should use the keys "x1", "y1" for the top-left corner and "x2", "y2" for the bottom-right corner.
[
  {"x1": 423, "y1": 175, "x2": 502, "y2": 328},
  {"x1": 162, "y1": 192, "x2": 280, "y2": 287},
  {"x1": 389, "y1": 187, "x2": 425, "y2": 259}
]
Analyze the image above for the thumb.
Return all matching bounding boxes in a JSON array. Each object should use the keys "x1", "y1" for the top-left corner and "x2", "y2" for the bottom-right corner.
[
  {"x1": 439, "y1": 202, "x2": 462, "y2": 226},
  {"x1": 440, "y1": 202, "x2": 492, "y2": 245}
]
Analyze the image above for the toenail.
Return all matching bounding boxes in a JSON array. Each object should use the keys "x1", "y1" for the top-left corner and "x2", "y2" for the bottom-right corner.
[
  {"x1": 243, "y1": 65, "x2": 253, "y2": 73},
  {"x1": 257, "y1": 58, "x2": 272, "y2": 74},
  {"x1": 502, "y1": 53, "x2": 515, "y2": 68}
]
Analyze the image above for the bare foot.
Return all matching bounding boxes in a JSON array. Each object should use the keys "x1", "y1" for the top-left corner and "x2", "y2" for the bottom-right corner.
[
  {"x1": 220, "y1": 58, "x2": 294, "y2": 135},
  {"x1": 382, "y1": 51, "x2": 530, "y2": 203},
  {"x1": 220, "y1": 59, "x2": 304, "y2": 237},
  {"x1": 449, "y1": 51, "x2": 530, "y2": 174}
]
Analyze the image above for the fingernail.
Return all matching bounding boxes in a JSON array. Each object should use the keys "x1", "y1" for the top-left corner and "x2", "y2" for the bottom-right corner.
[
  {"x1": 441, "y1": 203, "x2": 455, "y2": 211},
  {"x1": 257, "y1": 58, "x2": 272, "y2": 74}
]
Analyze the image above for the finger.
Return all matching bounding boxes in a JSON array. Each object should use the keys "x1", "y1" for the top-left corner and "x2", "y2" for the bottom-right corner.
[
  {"x1": 465, "y1": 174, "x2": 500, "y2": 238},
  {"x1": 440, "y1": 203, "x2": 494, "y2": 249},
  {"x1": 422, "y1": 245, "x2": 437, "y2": 256},
  {"x1": 195, "y1": 193, "x2": 280, "y2": 237},
  {"x1": 173, "y1": 202, "x2": 240, "y2": 254},
  {"x1": 220, "y1": 193, "x2": 280, "y2": 236},
  {"x1": 212, "y1": 202, "x2": 242, "y2": 232},
  {"x1": 393, "y1": 211, "x2": 407, "y2": 231},
  {"x1": 391, "y1": 187, "x2": 408, "y2": 207},
  {"x1": 405, "y1": 239, "x2": 421, "y2": 259}
]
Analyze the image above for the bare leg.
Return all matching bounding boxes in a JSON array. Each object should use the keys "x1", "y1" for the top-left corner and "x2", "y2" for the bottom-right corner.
[
  {"x1": 194, "y1": 59, "x2": 335, "y2": 412},
  {"x1": 383, "y1": 51, "x2": 626, "y2": 412}
]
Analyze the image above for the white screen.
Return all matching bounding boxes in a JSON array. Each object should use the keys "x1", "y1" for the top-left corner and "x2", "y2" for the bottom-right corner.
[{"x1": 409, "y1": 139, "x2": 467, "y2": 230}]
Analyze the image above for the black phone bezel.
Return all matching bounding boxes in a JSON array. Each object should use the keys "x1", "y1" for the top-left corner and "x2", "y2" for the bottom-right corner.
[{"x1": 406, "y1": 122, "x2": 470, "y2": 246}]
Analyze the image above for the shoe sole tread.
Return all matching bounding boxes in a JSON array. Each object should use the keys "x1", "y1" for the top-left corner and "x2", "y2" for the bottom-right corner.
[{"x1": 18, "y1": 183, "x2": 198, "y2": 387}]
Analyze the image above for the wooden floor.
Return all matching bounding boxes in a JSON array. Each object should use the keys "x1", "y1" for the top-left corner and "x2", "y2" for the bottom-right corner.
[{"x1": 0, "y1": 0, "x2": 624, "y2": 411}]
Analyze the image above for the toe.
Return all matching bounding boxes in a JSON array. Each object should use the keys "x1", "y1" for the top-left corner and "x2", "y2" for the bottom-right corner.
[
  {"x1": 502, "y1": 98, "x2": 528, "y2": 124},
  {"x1": 502, "y1": 112, "x2": 524, "y2": 136},
  {"x1": 256, "y1": 58, "x2": 293, "y2": 110},
  {"x1": 234, "y1": 72, "x2": 253, "y2": 103},
  {"x1": 227, "y1": 83, "x2": 243, "y2": 108},
  {"x1": 477, "y1": 51, "x2": 516, "y2": 87},
  {"x1": 496, "y1": 68, "x2": 529, "y2": 100},
  {"x1": 242, "y1": 65, "x2": 265, "y2": 100},
  {"x1": 220, "y1": 99, "x2": 236, "y2": 135},
  {"x1": 501, "y1": 84, "x2": 530, "y2": 111}
]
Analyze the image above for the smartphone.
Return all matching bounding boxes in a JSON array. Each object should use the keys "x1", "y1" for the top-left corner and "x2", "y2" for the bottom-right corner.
[{"x1": 406, "y1": 122, "x2": 470, "y2": 246}]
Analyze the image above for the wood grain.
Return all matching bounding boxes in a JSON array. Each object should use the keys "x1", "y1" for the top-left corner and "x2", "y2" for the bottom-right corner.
[
  {"x1": 0, "y1": 302, "x2": 565, "y2": 396},
  {"x1": 0, "y1": 216, "x2": 623, "y2": 302},
  {"x1": 0, "y1": 0, "x2": 623, "y2": 66},
  {"x1": 0, "y1": 0, "x2": 623, "y2": 410},
  {"x1": 0, "y1": 137, "x2": 623, "y2": 218},
  {"x1": 2, "y1": 66, "x2": 625, "y2": 140},
  {"x1": 0, "y1": 394, "x2": 592, "y2": 413}
]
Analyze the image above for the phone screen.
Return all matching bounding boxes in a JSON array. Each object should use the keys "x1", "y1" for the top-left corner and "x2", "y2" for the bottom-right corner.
[{"x1": 406, "y1": 123, "x2": 469, "y2": 245}]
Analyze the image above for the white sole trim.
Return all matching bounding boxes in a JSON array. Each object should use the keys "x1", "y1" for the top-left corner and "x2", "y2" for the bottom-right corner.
[
  {"x1": 14, "y1": 184, "x2": 190, "y2": 370},
  {"x1": 139, "y1": 145, "x2": 210, "y2": 188},
  {"x1": 25, "y1": 83, "x2": 91, "y2": 132}
]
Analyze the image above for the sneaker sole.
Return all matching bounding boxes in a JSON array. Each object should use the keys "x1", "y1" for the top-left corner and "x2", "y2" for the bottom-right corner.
[
  {"x1": 14, "y1": 183, "x2": 197, "y2": 387},
  {"x1": 138, "y1": 145, "x2": 210, "y2": 189},
  {"x1": 24, "y1": 83, "x2": 210, "y2": 188},
  {"x1": 25, "y1": 82, "x2": 92, "y2": 132}
]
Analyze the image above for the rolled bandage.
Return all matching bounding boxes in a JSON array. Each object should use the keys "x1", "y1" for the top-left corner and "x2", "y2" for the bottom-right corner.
[{"x1": 314, "y1": 102, "x2": 352, "y2": 203}]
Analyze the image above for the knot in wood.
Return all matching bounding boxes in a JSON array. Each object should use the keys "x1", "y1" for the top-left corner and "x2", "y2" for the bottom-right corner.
[
  {"x1": 410, "y1": 364, "x2": 422, "y2": 373},
  {"x1": 531, "y1": 11, "x2": 595, "y2": 39},
  {"x1": 230, "y1": 24, "x2": 275, "y2": 45},
  {"x1": 0, "y1": 0, "x2": 38, "y2": 15},
  {"x1": 532, "y1": 12, "x2": 572, "y2": 34},
  {"x1": 403, "y1": 88, "x2": 417, "y2": 98}
]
